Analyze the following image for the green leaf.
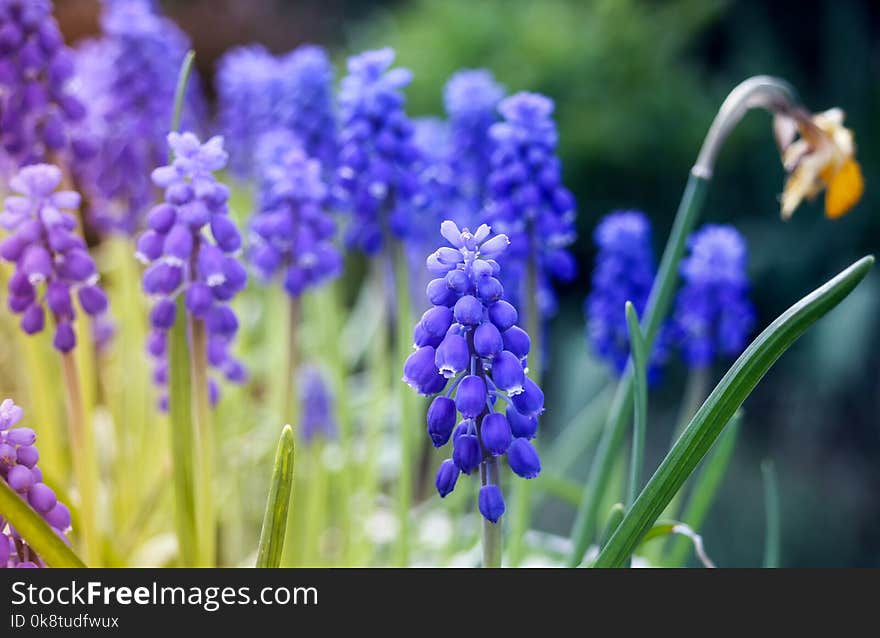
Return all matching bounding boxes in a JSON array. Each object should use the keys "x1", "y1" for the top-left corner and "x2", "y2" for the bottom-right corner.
[
  {"x1": 625, "y1": 301, "x2": 648, "y2": 510},
  {"x1": 599, "y1": 503, "x2": 626, "y2": 547},
  {"x1": 593, "y1": 255, "x2": 874, "y2": 568},
  {"x1": 664, "y1": 411, "x2": 740, "y2": 567},
  {"x1": 256, "y1": 425, "x2": 296, "y2": 568},
  {"x1": 761, "y1": 459, "x2": 781, "y2": 568},
  {"x1": 0, "y1": 479, "x2": 85, "y2": 567}
]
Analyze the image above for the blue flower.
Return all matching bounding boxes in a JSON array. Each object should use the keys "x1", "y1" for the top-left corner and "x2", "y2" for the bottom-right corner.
[
  {"x1": 138, "y1": 132, "x2": 246, "y2": 409},
  {"x1": 299, "y1": 366, "x2": 337, "y2": 444},
  {"x1": 0, "y1": 0, "x2": 91, "y2": 171},
  {"x1": 0, "y1": 164, "x2": 109, "y2": 352},
  {"x1": 71, "y1": 0, "x2": 204, "y2": 233},
  {"x1": 0, "y1": 398, "x2": 72, "y2": 567},
  {"x1": 217, "y1": 44, "x2": 337, "y2": 178},
  {"x1": 335, "y1": 48, "x2": 421, "y2": 254},
  {"x1": 672, "y1": 224, "x2": 755, "y2": 367},
  {"x1": 443, "y1": 69, "x2": 505, "y2": 227},
  {"x1": 249, "y1": 139, "x2": 341, "y2": 297},
  {"x1": 585, "y1": 210, "x2": 656, "y2": 375},
  {"x1": 403, "y1": 220, "x2": 544, "y2": 523},
  {"x1": 485, "y1": 92, "x2": 577, "y2": 320}
]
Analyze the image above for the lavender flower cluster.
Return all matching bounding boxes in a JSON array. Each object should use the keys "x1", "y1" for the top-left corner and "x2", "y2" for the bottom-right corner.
[
  {"x1": 72, "y1": 0, "x2": 203, "y2": 233},
  {"x1": 0, "y1": 0, "x2": 91, "y2": 171},
  {"x1": 249, "y1": 138, "x2": 341, "y2": 297},
  {"x1": 335, "y1": 48, "x2": 421, "y2": 254},
  {"x1": 403, "y1": 221, "x2": 543, "y2": 523},
  {"x1": 486, "y1": 92, "x2": 577, "y2": 319},
  {"x1": 1, "y1": 399, "x2": 72, "y2": 568},
  {"x1": 138, "y1": 133, "x2": 246, "y2": 408},
  {"x1": 0, "y1": 164, "x2": 108, "y2": 352},
  {"x1": 217, "y1": 44, "x2": 336, "y2": 178}
]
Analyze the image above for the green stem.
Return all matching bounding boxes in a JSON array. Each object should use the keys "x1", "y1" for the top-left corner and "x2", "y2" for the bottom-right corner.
[
  {"x1": 481, "y1": 457, "x2": 502, "y2": 568},
  {"x1": 761, "y1": 459, "x2": 781, "y2": 568},
  {"x1": 284, "y1": 296, "x2": 301, "y2": 425},
  {"x1": 190, "y1": 318, "x2": 215, "y2": 567},
  {"x1": 60, "y1": 352, "x2": 101, "y2": 566},
  {"x1": 392, "y1": 246, "x2": 414, "y2": 566}
]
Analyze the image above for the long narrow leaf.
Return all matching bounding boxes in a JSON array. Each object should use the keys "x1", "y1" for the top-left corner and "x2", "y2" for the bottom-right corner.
[
  {"x1": 256, "y1": 425, "x2": 296, "y2": 568},
  {"x1": 625, "y1": 302, "x2": 648, "y2": 509},
  {"x1": 594, "y1": 256, "x2": 874, "y2": 567},
  {"x1": 664, "y1": 412, "x2": 740, "y2": 567},
  {"x1": 0, "y1": 479, "x2": 86, "y2": 567}
]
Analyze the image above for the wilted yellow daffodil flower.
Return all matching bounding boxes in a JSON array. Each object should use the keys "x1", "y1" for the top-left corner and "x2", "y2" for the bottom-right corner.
[{"x1": 775, "y1": 107, "x2": 863, "y2": 220}]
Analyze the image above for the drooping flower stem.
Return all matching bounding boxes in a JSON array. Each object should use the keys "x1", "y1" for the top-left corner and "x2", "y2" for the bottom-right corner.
[
  {"x1": 60, "y1": 351, "x2": 100, "y2": 565},
  {"x1": 189, "y1": 316, "x2": 215, "y2": 566},
  {"x1": 481, "y1": 455, "x2": 503, "y2": 568},
  {"x1": 568, "y1": 76, "x2": 799, "y2": 567}
]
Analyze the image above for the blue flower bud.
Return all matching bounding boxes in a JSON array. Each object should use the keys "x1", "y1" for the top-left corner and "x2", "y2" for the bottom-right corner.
[
  {"x1": 492, "y1": 350, "x2": 526, "y2": 395},
  {"x1": 420, "y1": 305, "x2": 454, "y2": 337},
  {"x1": 453, "y1": 295, "x2": 483, "y2": 326},
  {"x1": 163, "y1": 223, "x2": 194, "y2": 262},
  {"x1": 78, "y1": 285, "x2": 108, "y2": 316},
  {"x1": 445, "y1": 268, "x2": 469, "y2": 293},
  {"x1": 455, "y1": 374, "x2": 487, "y2": 418},
  {"x1": 149, "y1": 298, "x2": 177, "y2": 330},
  {"x1": 147, "y1": 204, "x2": 176, "y2": 234},
  {"x1": 478, "y1": 484, "x2": 505, "y2": 523},
  {"x1": 185, "y1": 282, "x2": 214, "y2": 318},
  {"x1": 507, "y1": 437, "x2": 541, "y2": 478},
  {"x1": 426, "y1": 396, "x2": 457, "y2": 447},
  {"x1": 207, "y1": 305, "x2": 239, "y2": 337},
  {"x1": 20, "y1": 304, "x2": 44, "y2": 335},
  {"x1": 502, "y1": 325, "x2": 531, "y2": 359},
  {"x1": 474, "y1": 322, "x2": 503, "y2": 358},
  {"x1": 413, "y1": 322, "x2": 443, "y2": 348},
  {"x1": 476, "y1": 276, "x2": 503, "y2": 304},
  {"x1": 136, "y1": 230, "x2": 164, "y2": 263},
  {"x1": 480, "y1": 412, "x2": 512, "y2": 456},
  {"x1": 435, "y1": 333, "x2": 469, "y2": 378},
  {"x1": 453, "y1": 433, "x2": 482, "y2": 474},
  {"x1": 210, "y1": 214, "x2": 241, "y2": 253},
  {"x1": 53, "y1": 321, "x2": 75, "y2": 353},
  {"x1": 435, "y1": 459, "x2": 459, "y2": 497},
  {"x1": 506, "y1": 404, "x2": 538, "y2": 439},
  {"x1": 426, "y1": 278, "x2": 457, "y2": 306},
  {"x1": 510, "y1": 377, "x2": 544, "y2": 417},
  {"x1": 488, "y1": 299, "x2": 517, "y2": 331},
  {"x1": 478, "y1": 234, "x2": 510, "y2": 259},
  {"x1": 403, "y1": 346, "x2": 442, "y2": 395}
]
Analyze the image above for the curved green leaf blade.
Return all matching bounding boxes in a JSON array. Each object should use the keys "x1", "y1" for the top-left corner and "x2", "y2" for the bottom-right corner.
[
  {"x1": 0, "y1": 479, "x2": 86, "y2": 568},
  {"x1": 594, "y1": 255, "x2": 874, "y2": 568},
  {"x1": 256, "y1": 424, "x2": 295, "y2": 568},
  {"x1": 625, "y1": 301, "x2": 648, "y2": 510}
]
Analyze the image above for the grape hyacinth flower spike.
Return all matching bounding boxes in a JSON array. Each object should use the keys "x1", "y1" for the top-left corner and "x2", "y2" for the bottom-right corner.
[
  {"x1": 335, "y1": 48, "x2": 420, "y2": 254},
  {"x1": 1, "y1": 399, "x2": 73, "y2": 568},
  {"x1": 485, "y1": 92, "x2": 577, "y2": 322},
  {"x1": 0, "y1": 0, "x2": 92, "y2": 170},
  {"x1": 138, "y1": 132, "x2": 247, "y2": 408},
  {"x1": 672, "y1": 224, "x2": 755, "y2": 367},
  {"x1": 403, "y1": 220, "x2": 544, "y2": 533},
  {"x1": 0, "y1": 164, "x2": 109, "y2": 352}
]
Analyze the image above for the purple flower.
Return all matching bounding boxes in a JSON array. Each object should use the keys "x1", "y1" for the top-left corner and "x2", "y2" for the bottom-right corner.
[
  {"x1": 249, "y1": 140, "x2": 341, "y2": 296},
  {"x1": 0, "y1": 0, "x2": 91, "y2": 171},
  {"x1": 70, "y1": 0, "x2": 204, "y2": 233},
  {"x1": 585, "y1": 210, "x2": 657, "y2": 375},
  {"x1": 299, "y1": 366, "x2": 337, "y2": 444},
  {"x1": 485, "y1": 92, "x2": 577, "y2": 320},
  {"x1": 0, "y1": 399, "x2": 72, "y2": 568},
  {"x1": 217, "y1": 44, "x2": 337, "y2": 178},
  {"x1": 138, "y1": 132, "x2": 246, "y2": 409},
  {"x1": 443, "y1": 69, "x2": 505, "y2": 227},
  {"x1": 405, "y1": 220, "x2": 544, "y2": 523},
  {"x1": 672, "y1": 225, "x2": 755, "y2": 367},
  {"x1": 0, "y1": 164, "x2": 109, "y2": 352},
  {"x1": 335, "y1": 48, "x2": 421, "y2": 254}
]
